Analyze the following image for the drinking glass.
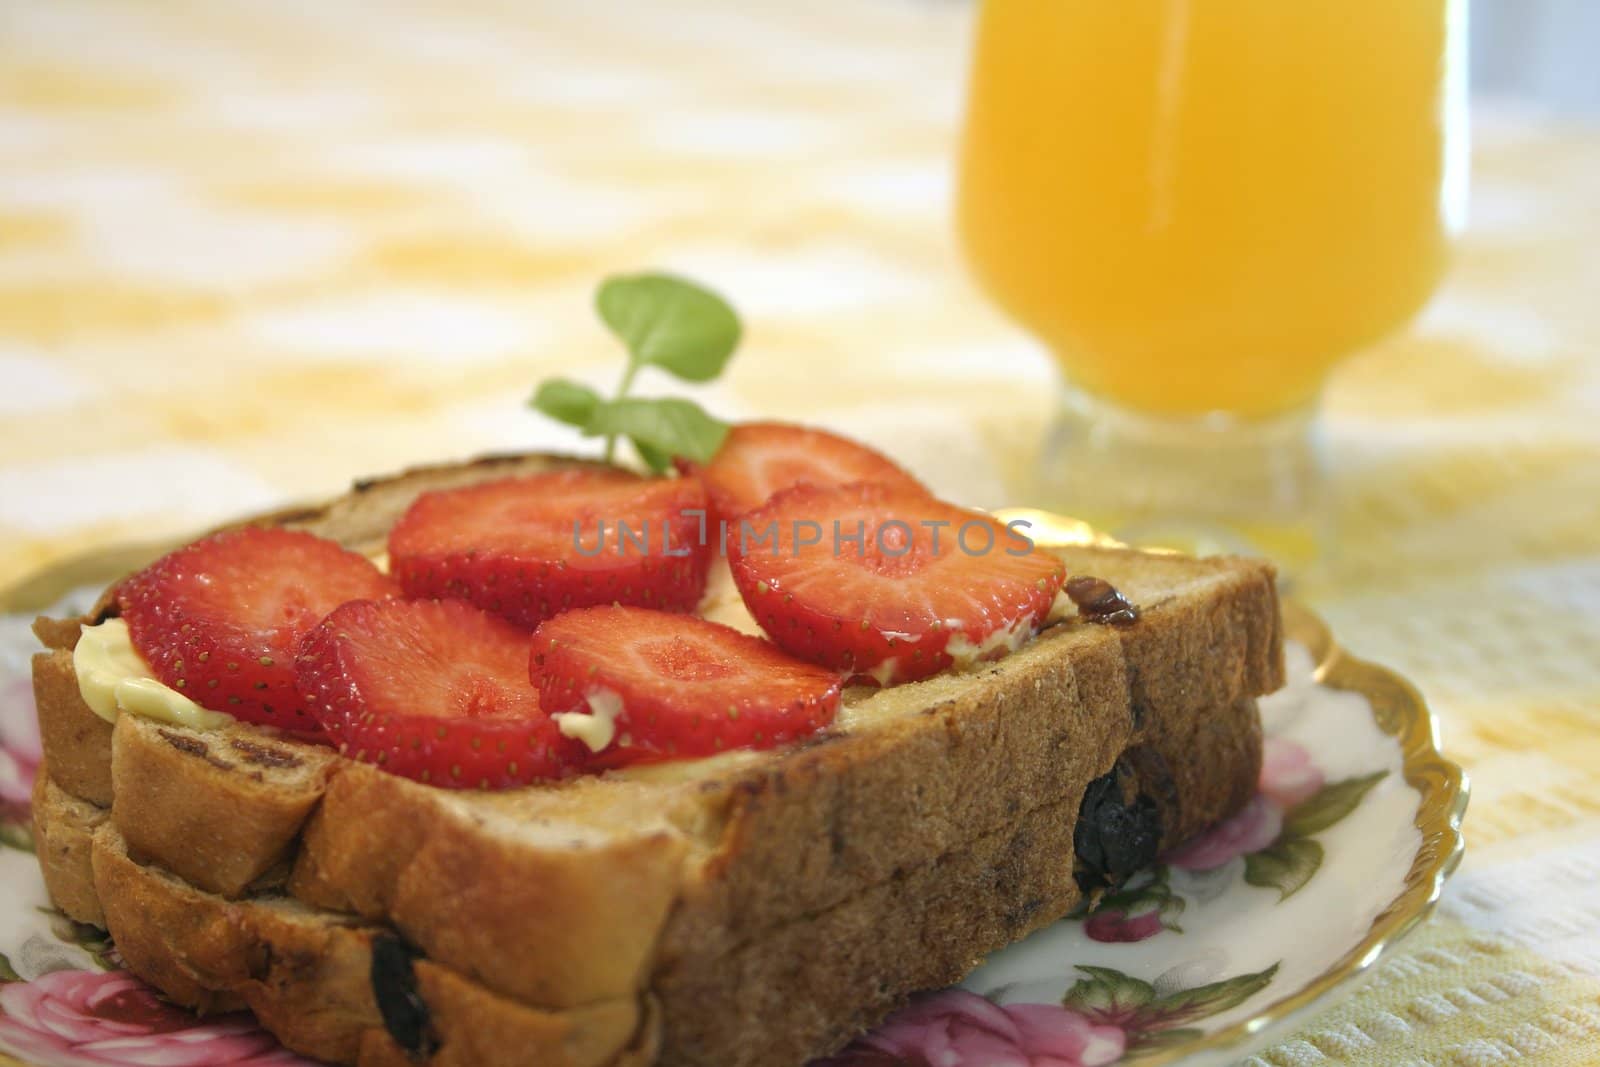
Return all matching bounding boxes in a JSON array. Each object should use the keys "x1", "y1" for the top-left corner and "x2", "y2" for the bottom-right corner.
[{"x1": 958, "y1": 0, "x2": 1468, "y2": 569}]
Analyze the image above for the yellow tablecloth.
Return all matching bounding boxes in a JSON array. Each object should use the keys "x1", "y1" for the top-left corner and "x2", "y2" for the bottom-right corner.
[{"x1": 3, "y1": 1, "x2": 1599, "y2": 1063}]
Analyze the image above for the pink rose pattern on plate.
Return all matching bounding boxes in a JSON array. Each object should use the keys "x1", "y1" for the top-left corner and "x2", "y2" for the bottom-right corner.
[
  {"x1": 1159, "y1": 737, "x2": 1387, "y2": 899},
  {"x1": 1072, "y1": 737, "x2": 1373, "y2": 951},
  {"x1": 1259, "y1": 737, "x2": 1326, "y2": 809},
  {"x1": 1082, "y1": 907, "x2": 1164, "y2": 944},
  {"x1": 819, "y1": 964, "x2": 1279, "y2": 1066},
  {"x1": 1162, "y1": 794, "x2": 1285, "y2": 873},
  {"x1": 0, "y1": 970, "x2": 312, "y2": 1067},
  {"x1": 0, "y1": 677, "x2": 40, "y2": 814},
  {"x1": 1077, "y1": 866, "x2": 1185, "y2": 945},
  {"x1": 815, "y1": 989, "x2": 1125, "y2": 1067}
]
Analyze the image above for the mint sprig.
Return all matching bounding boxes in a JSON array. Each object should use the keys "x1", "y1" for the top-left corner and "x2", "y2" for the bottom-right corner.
[
  {"x1": 596, "y1": 273, "x2": 741, "y2": 383},
  {"x1": 530, "y1": 273, "x2": 739, "y2": 472}
]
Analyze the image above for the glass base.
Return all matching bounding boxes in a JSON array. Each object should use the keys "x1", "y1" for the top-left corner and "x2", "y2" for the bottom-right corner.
[{"x1": 1033, "y1": 386, "x2": 1328, "y2": 578}]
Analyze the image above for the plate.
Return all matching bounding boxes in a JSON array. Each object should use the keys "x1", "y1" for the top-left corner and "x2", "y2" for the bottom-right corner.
[{"x1": 0, "y1": 523, "x2": 1466, "y2": 1067}]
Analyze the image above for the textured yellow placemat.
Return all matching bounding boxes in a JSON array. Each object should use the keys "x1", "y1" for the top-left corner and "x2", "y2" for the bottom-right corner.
[
  {"x1": 1245, "y1": 918, "x2": 1600, "y2": 1066},
  {"x1": 3, "y1": 1, "x2": 1599, "y2": 1063}
]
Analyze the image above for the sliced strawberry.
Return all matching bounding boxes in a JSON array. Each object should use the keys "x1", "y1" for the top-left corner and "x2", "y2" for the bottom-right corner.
[
  {"x1": 686, "y1": 421, "x2": 925, "y2": 526},
  {"x1": 297, "y1": 598, "x2": 584, "y2": 788},
  {"x1": 117, "y1": 527, "x2": 397, "y2": 735},
  {"x1": 389, "y1": 469, "x2": 712, "y2": 629},
  {"x1": 530, "y1": 605, "x2": 841, "y2": 765},
  {"x1": 728, "y1": 483, "x2": 1065, "y2": 685}
]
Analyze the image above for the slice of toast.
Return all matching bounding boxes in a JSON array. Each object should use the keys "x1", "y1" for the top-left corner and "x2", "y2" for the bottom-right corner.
[
  {"x1": 34, "y1": 781, "x2": 659, "y2": 1066},
  {"x1": 30, "y1": 452, "x2": 1282, "y2": 1066}
]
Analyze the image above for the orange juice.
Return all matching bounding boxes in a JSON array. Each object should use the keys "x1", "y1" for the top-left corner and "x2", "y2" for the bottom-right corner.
[{"x1": 958, "y1": 0, "x2": 1464, "y2": 417}]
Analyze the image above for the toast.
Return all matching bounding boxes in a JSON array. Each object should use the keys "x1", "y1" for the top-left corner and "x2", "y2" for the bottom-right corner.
[{"x1": 30, "y1": 452, "x2": 1283, "y2": 1066}]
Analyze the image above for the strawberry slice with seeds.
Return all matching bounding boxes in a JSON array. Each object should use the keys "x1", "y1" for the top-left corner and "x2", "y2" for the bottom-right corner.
[
  {"x1": 117, "y1": 527, "x2": 397, "y2": 736},
  {"x1": 297, "y1": 598, "x2": 584, "y2": 788},
  {"x1": 686, "y1": 421, "x2": 925, "y2": 526},
  {"x1": 728, "y1": 483, "x2": 1065, "y2": 685},
  {"x1": 389, "y1": 469, "x2": 712, "y2": 629},
  {"x1": 530, "y1": 605, "x2": 841, "y2": 765}
]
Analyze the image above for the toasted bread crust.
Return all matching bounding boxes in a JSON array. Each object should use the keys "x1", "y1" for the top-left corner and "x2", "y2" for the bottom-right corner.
[
  {"x1": 30, "y1": 450, "x2": 1282, "y2": 1066},
  {"x1": 111, "y1": 714, "x2": 340, "y2": 897},
  {"x1": 89, "y1": 818, "x2": 657, "y2": 1067},
  {"x1": 292, "y1": 763, "x2": 692, "y2": 1007},
  {"x1": 31, "y1": 650, "x2": 114, "y2": 805},
  {"x1": 31, "y1": 769, "x2": 108, "y2": 926}
]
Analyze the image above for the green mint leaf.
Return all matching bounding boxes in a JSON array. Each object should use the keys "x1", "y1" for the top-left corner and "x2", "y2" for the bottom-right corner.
[
  {"x1": 1283, "y1": 771, "x2": 1388, "y2": 838},
  {"x1": 530, "y1": 378, "x2": 603, "y2": 428},
  {"x1": 584, "y1": 397, "x2": 729, "y2": 467},
  {"x1": 596, "y1": 273, "x2": 741, "y2": 383},
  {"x1": 1243, "y1": 838, "x2": 1323, "y2": 900},
  {"x1": 630, "y1": 438, "x2": 676, "y2": 474},
  {"x1": 0, "y1": 949, "x2": 19, "y2": 983}
]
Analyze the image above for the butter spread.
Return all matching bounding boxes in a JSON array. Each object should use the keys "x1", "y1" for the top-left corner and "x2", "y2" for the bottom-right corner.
[
  {"x1": 1046, "y1": 588, "x2": 1074, "y2": 624},
  {"x1": 944, "y1": 614, "x2": 1039, "y2": 672},
  {"x1": 554, "y1": 687, "x2": 625, "y2": 752},
  {"x1": 73, "y1": 619, "x2": 233, "y2": 730},
  {"x1": 696, "y1": 561, "x2": 762, "y2": 635},
  {"x1": 866, "y1": 658, "x2": 901, "y2": 687}
]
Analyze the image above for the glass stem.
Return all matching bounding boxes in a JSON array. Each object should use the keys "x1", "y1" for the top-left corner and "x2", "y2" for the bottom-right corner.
[{"x1": 1034, "y1": 383, "x2": 1329, "y2": 577}]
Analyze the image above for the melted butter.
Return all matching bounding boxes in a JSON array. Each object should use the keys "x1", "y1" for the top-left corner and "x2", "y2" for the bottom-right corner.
[
  {"x1": 566, "y1": 564, "x2": 761, "y2": 762},
  {"x1": 70, "y1": 544, "x2": 390, "y2": 732},
  {"x1": 73, "y1": 619, "x2": 233, "y2": 731},
  {"x1": 944, "y1": 614, "x2": 1039, "y2": 671},
  {"x1": 696, "y1": 560, "x2": 762, "y2": 635},
  {"x1": 554, "y1": 687, "x2": 625, "y2": 752},
  {"x1": 865, "y1": 658, "x2": 900, "y2": 686},
  {"x1": 609, "y1": 747, "x2": 763, "y2": 785}
]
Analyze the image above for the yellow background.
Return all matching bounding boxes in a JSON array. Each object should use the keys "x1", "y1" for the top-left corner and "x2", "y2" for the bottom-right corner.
[{"x1": 2, "y1": 1, "x2": 1599, "y2": 1062}]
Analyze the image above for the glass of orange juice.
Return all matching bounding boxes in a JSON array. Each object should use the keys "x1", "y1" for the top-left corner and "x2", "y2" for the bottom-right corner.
[{"x1": 958, "y1": 0, "x2": 1467, "y2": 568}]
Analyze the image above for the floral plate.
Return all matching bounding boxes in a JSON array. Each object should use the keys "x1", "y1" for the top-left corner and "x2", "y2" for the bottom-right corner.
[{"x1": 0, "y1": 519, "x2": 1467, "y2": 1067}]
